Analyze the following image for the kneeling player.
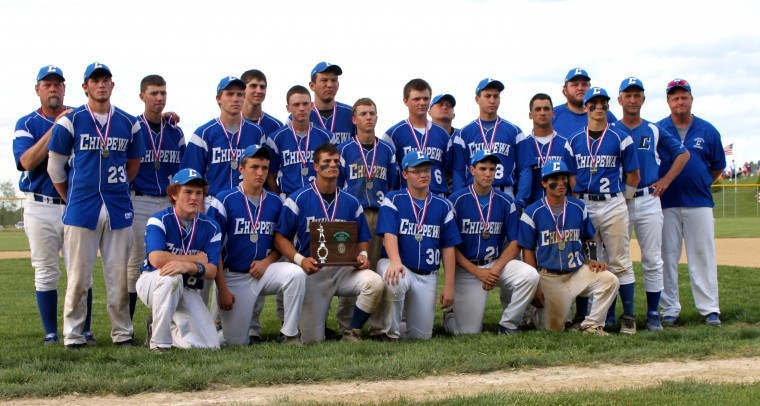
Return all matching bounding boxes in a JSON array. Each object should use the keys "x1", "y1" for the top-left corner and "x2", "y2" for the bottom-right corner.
[
  {"x1": 137, "y1": 169, "x2": 221, "y2": 352},
  {"x1": 447, "y1": 151, "x2": 538, "y2": 335},
  {"x1": 377, "y1": 151, "x2": 461, "y2": 340},
  {"x1": 207, "y1": 145, "x2": 306, "y2": 345},
  {"x1": 518, "y1": 161, "x2": 619, "y2": 335}
]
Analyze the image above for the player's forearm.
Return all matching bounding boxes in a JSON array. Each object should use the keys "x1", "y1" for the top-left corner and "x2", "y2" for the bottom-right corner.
[
  {"x1": 149, "y1": 251, "x2": 204, "y2": 269},
  {"x1": 455, "y1": 249, "x2": 478, "y2": 274},
  {"x1": 214, "y1": 259, "x2": 230, "y2": 291},
  {"x1": 196, "y1": 262, "x2": 217, "y2": 280},
  {"x1": 383, "y1": 233, "x2": 403, "y2": 266},
  {"x1": 523, "y1": 249, "x2": 537, "y2": 269},
  {"x1": 274, "y1": 232, "x2": 299, "y2": 262},
  {"x1": 52, "y1": 182, "x2": 68, "y2": 202},
  {"x1": 442, "y1": 247, "x2": 456, "y2": 287},
  {"x1": 661, "y1": 150, "x2": 690, "y2": 184},
  {"x1": 126, "y1": 158, "x2": 141, "y2": 181},
  {"x1": 266, "y1": 174, "x2": 280, "y2": 194},
  {"x1": 569, "y1": 175, "x2": 577, "y2": 195},
  {"x1": 711, "y1": 169, "x2": 723, "y2": 183},
  {"x1": 624, "y1": 169, "x2": 640, "y2": 188},
  {"x1": 498, "y1": 240, "x2": 520, "y2": 263},
  {"x1": 19, "y1": 131, "x2": 53, "y2": 171}
]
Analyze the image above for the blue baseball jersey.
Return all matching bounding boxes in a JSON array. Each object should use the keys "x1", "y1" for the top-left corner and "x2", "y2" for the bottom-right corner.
[
  {"x1": 567, "y1": 125, "x2": 639, "y2": 194},
  {"x1": 518, "y1": 197, "x2": 595, "y2": 273},
  {"x1": 610, "y1": 120, "x2": 687, "y2": 189},
  {"x1": 552, "y1": 104, "x2": 617, "y2": 139},
  {"x1": 451, "y1": 117, "x2": 523, "y2": 191},
  {"x1": 382, "y1": 120, "x2": 451, "y2": 195},
  {"x1": 253, "y1": 112, "x2": 284, "y2": 136},
  {"x1": 657, "y1": 115, "x2": 726, "y2": 209},
  {"x1": 180, "y1": 117, "x2": 266, "y2": 196},
  {"x1": 375, "y1": 189, "x2": 461, "y2": 273},
  {"x1": 515, "y1": 132, "x2": 574, "y2": 210},
  {"x1": 309, "y1": 102, "x2": 355, "y2": 145},
  {"x1": 13, "y1": 108, "x2": 70, "y2": 198},
  {"x1": 275, "y1": 184, "x2": 370, "y2": 257},
  {"x1": 450, "y1": 187, "x2": 517, "y2": 261},
  {"x1": 265, "y1": 124, "x2": 335, "y2": 195},
  {"x1": 207, "y1": 187, "x2": 283, "y2": 271},
  {"x1": 48, "y1": 105, "x2": 144, "y2": 230},
  {"x1": 337, "y1": 137, "x2": 398, "y2": 209},
  {"x1": 131, "y1": 116, "x2": 186, "y2": 196},
  {"x1": 142, "y1": 207, "x2": 221, "y2": 289}
]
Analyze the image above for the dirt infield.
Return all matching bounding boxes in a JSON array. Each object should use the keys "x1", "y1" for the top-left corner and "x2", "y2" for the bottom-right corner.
[
  {"x1": 5, "y1": 357, "x2": 760, "y2": 405},
  {"x1": 2, "y1": 238, "x2": 756, "y2": 267}
]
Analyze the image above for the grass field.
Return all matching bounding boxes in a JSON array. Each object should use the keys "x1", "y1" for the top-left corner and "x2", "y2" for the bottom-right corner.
[{"x1": 0, "y1": 257, "x2": 759, "y2": 400}]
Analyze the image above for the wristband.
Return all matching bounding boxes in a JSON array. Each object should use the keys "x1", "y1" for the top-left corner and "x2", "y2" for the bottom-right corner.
[
  {"x1": 623, "y1": 184, "x2": 637, "y2": 199},
  {"x1": 195, "y1": 262, "x2": 206, "y2": 279},
  {"x1": 358, "y1": 251, "x2": 369, "y2": 259},
  {"x1": 293, "y1": 253, "x2": 305, "y2": 267}
]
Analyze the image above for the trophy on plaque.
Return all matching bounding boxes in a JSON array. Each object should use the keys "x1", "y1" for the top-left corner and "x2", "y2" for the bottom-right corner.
[{"x1": 309, "y1": 221, "x2": 360, "y2": 268}]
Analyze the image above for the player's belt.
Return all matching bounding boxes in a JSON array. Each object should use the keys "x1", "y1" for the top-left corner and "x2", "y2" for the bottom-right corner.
[
  {"x1": 409, "y1": 268, "x2": 437, "y2": 276},
  {"x1": 578, "y1": 192, "x2": 619, "y2": 201},
  {"x1": 132, "y1": 191, "x2": 167, "y2": 198},
  {"x1": 364, "y1": 207, "x2": 379, "y2": 212},
  {"x1": 633, "y1": 187, "x2": 655, "y2": 198},
  {"x1": 539, "y1": 267, "x2": 572, "y2": 275},
  {"x1": 31, "y1": 193, "x2": 65, "y2": 205},
  {"x1": 469, "y1": 259, "x2": 491, "y2": 266},
  {"x1": 225, "y1": 267, "x2": 250, "y2": 274}
]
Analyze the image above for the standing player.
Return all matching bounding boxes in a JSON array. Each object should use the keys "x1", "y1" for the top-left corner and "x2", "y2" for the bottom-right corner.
[
  {"x1": 553, "y1": 68, "x2": 616, "y2": 138},
  {"x1": 266, "y1": 86, "x2": 335, "y2": 196},
  {"x1": 446, "y1": 151, "x2": 538, "y2": 335},
  {"x1": 48, "y1": 62, "x2": 144, "y2": 348},
  {"x1": 611, "y1": 77, "x2": 690, "y2": 331},
  {"x1": 241, "y1": 69, "x2": 283, "y2": 136},
  {"x1": 137, "y1": 169, "x2": 221, "y2": 352},
  {"x1": 382, "y1": 79, "x2": 451, "y2": 196},
  {"x1": 207, "y1": 145, "x2": 306, "y2": 345},
  {"x1": 516, "y1": 93, "x2": 574, "y2": 212},
  {"x1": 274, "y1": 143, "x2": 383, "y2": 343},
  {"x1": 180, "y1": 76, "x2": 267, "y2": 206},
  {"x1": 657, "y1": 79, "x2": 725, "y2": 326},
  {"x1": 308, "y1": 62, "x2": 355, "y2": 144},
  {"x1": 567, "y1": 87, "x2": 640, "y2": 334},
  {"x1": 451, "y1": 78, "x2": 522, "y2": 196},
  {"x1": 376, "y1": 151, "x2": 461, "y2": 340},
  {"x1": 127, "y1": 74, "x2": 186, "y2": 319},
  {"x1": 519, "y1": 161, "x2": 619, "y2": 335}
]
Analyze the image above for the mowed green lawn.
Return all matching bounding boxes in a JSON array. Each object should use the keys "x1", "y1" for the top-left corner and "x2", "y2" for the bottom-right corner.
[{"x1": 0, "y1": 258, "x2": 759, "y2": 400}]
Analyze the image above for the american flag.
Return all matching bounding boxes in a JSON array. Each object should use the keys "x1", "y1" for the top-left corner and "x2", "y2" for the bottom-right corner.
[{"x1": 724, "y1": 143, "x2": 734, "y2": 156}]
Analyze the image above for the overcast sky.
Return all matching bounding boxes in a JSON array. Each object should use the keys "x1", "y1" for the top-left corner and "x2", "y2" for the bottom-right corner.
[{"x1": 3, "y1": 0, "x2": 759, "y2": 195}]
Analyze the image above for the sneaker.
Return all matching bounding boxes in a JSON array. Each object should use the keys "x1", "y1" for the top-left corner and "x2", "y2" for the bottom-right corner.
[
  {"x1": 151, "y1": 347, "x2": 171, "y2": 354},
  {"x1": 248, "y1": 335, "x2": 265, "y2": 345},
  {"x1": 582, "y1": 325, "x2": 610, "y2": 336},
  {"x1": 620, "y1": 315, "x2": 636, "y2": 335},
  {"x1": 443, "y1": 307, "x2": 459, "y2": 336},
  {"x1": 705, "y1": 312, "x2": 722, "y2": 326},
  {"x1": 65, "y1": 343, "x2": 85, "y2": 350},
  {"x1": 43, "y1": 333, "x2": 59, "y2": 345},
  {"x1": 83, "y1": 331, "x2": 96, "y2": 345},
  {"x1": 646, "y1": 312, "x2": 663, "y2": 331},
  {"x1": 341, "y1": 328, "x2": 363, "y2": 342},
  {"x1": 277, "y1": 332, "x2": 302, "y2": 346},
  {"x1": 144, "y1": 315, "x2": 153, "y2": 348},
  {"x1": 114, "y1": 339, "x2": 134, "y2": 348},
  {"x1": 369, "y1": 333, "x2": 399, "y2": 343},
  {"x1": 661, "y1": 315, "x2": 679, "y2": 326},
  {"x1": 565, "y1": 317, "x2": 584, "y2": 332},
  {"x1": 498, "y1": 325, "x2": 520, "y2": 335}
]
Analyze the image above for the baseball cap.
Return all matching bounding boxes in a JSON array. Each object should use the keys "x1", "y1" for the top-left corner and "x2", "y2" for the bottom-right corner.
[
  {"x1": 666, "y1": 78, "x2": 691, "y2": 94},
  {"x1": 470, "y1": 150, "x2": 500, "y2": 167},
  {"x1": 430, "y1": 94, "x2": 456, "y2": 110},
  {"x1": 619, "y1": 77, "x2": 645, "y2": 92},
  {"x1": 541, "y1": 160, "x2": 570, "y2": 180},
  {"x1": 583, "y1": 87, "x2": 610, "y2": 105},
  {"x1": 401, "y1": 151, "x2": 431, "y2": 171},
  {"x1": 83, "y1": 62, "x2": 111, "y2": 82},
  {"x1": 311, "y1": 61, "x2": 343, "y2": 78},
  {"x1": 239, "y1": 144, "x2": 270, "y2": 163},
  {"x1": 37, "y1": 65, "x2": 65, "y2": 82},
  {"x1": 171, "y1": 168, "x2": 208, "y2": 186},
  {"x1": 475, "y1": 78, "x2": 505, "y2": 96},
  {"x1": 217, "y1": 76, "x2": 246, "y2": 94},
  {"x1": 565, "y1": 68, "x2": 590, "y2": 83}
]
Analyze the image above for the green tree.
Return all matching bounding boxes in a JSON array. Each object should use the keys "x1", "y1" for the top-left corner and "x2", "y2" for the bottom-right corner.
[{"x1": 0, "y1": 180, "x2": 22, "y2": 226}]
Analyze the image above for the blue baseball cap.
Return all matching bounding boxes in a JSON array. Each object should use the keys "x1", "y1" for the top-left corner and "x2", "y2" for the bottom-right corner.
[
  {"x1": 239, "y1": 144, "x2": 270, "y2": 163},
  {"x1": 583, "y1": 87, "x2": 610, "y2": 105},
  {"x1": 311, "y1": 61, "x2": 343, "y2": 79},
  {"x1": 401, "y1": 151, "x2": 431, "y2": 170},
  {"x1": 172, "y1": 168, "x2": 208, "y2": 186},
  {"x1": 541, "y1": 160, "x2": 570, "y2": 180},
  {"x1": 565, "y1": 67, "x2": 590, "y2": 83},
  {"x1": 83, "y1": 62, "x2": 111, "y2": 82},
  {"x1": 217, "y1": 76, "x2": 246, "y2": 94},
  {"x1": 470, "y1": 150, "x2": 500, "y2": 167},
  {"x1": 619, "y1": 77, "x2": 645, "y2": 92},
  {"x1": 666, "y1": 78, "x2": 691, "y2": 94},
  {"x1": 475, "y1": 78, "x2": 505, "y2": 96},
  {"x1": 430, "y1": 94, "x2": 456, "y2": 110},
  {"x1": 37, "y1": 65, "x2": 65, "y2": 82}
]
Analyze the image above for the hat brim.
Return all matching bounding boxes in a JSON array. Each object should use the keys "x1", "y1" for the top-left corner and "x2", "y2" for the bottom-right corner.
[{"x1": 471, "y1": 155, "x2": 500, "y2": 167}]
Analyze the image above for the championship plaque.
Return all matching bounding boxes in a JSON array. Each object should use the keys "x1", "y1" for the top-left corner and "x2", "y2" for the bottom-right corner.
[{"x1": 309, "y1": 221, "x2": 360, "y2": 267}]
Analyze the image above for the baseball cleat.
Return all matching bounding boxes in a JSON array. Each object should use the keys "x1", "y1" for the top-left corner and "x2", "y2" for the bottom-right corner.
[
  {"x1": 114, "y1": 339, "x2": 134, "y2": 348},
  {"x1": 151, "y1": 347, "x2": 171, "y2": 354},
  {"x1": 277, "y1": 332, "x2": 302, "y2": 346},
  {"x1": 498, "y1": 325, "x2": 520, "y2": 335},
  {"x1": 705, "y1": 313, "x2": 722, "y2": 326},
  {"x1": 83, "y1": 331, "x2": 96, "y2": 345},
  {"x1": 248, "y1": 335, "x2": 265, "y2": 345},
  {"x1": 661, "y1": 315, "x2": 679, "y2": 326},
  {"x1": 43, "y1": 333, "x2": 59, "y2": 345},
  {"x1": 582, "y1": 325, "x2": 610, "y2": 336},
  {"x1": 645, "y1": 312, "x2": 663, "y2": 331},
  {"x1": 65, "y1": 343, "x2": 86, "y2": 350},
  {"x1": 341, "y1": 328, "x2": 363, "y2": 342},
  {"x1": 620, "y1": 314, "x2": 636, "y2": 335},
  {"x1": 442, "y1": 307, "x2": 459, "y2": 336}
]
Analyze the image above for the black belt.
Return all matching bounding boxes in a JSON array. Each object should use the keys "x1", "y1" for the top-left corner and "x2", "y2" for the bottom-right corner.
[
  {"x1": 225, "y1": 268, "x2": 249, "y2": 274},
  {"x1": 633, "y1": 187, "x2": 654, "y2": 198},
  {"x1": 409, "y1": 268, "x2": 437, "y2": 276},
  {"x1": 470, "y1": 259, "x2": 491, "y2": 266},
  {"x1": 540, "y1": 267, "x2": 571, "y2": 275},
  {"x1": 133, "y1": 191, "x2": 167, "y2": 198},
  {"x1": 33, "y1": 194, "x2": 64, "y2": 205},
  {"x1": 578, "y1": 192, "x2": 619, "y2": 201}
]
